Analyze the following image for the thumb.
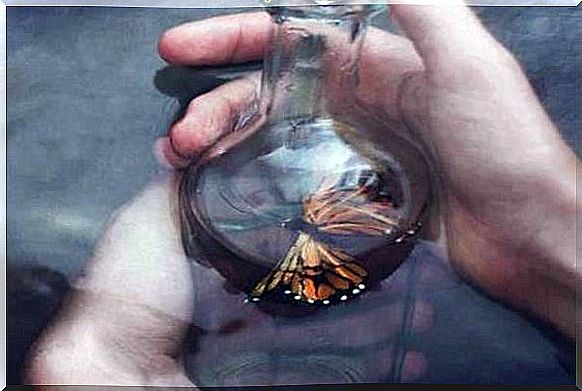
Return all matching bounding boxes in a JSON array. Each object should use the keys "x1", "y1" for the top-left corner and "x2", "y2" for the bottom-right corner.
[{"x1": 390, "y1": 2, "x2": 503, "y2": 80}]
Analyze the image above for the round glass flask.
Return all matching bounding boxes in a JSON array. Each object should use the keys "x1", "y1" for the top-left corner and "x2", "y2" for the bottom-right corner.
[{"x1": 179, "y1": 3, "x2": 432, "y2": 307}]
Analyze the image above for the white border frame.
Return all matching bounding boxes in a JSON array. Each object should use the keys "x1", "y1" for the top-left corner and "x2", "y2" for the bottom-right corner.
[
  {"x1": 1, "y1": 1, "x2": 7, "y2": 388},
  {"x1": 1, "y1": 0, "x2": 579, "y2": 388},
  {"x1": 1, "y1": 0, "x2": 581, "y2": 7}
]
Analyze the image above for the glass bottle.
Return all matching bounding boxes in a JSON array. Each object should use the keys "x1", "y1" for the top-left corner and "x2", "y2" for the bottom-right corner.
[{"x1": 179, "y1": 3, "x2": 432, "y2": 308}]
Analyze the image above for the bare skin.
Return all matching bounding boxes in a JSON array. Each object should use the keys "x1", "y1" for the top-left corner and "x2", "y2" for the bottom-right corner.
[{"x1": 26, "y1": 2, "x2": 578, "y2": 388}]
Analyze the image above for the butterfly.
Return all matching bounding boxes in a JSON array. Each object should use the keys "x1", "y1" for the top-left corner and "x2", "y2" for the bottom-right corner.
[{"x1": 247, "y1": 171, "x2": 421, "y2": 306}]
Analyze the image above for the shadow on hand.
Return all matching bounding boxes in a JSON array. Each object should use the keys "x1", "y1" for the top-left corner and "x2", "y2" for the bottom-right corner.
[
  {"x1": 154, "y1": 65, "x2": 225, "y2": 126},
  {"x1": 7, "y1": 263, "x2": 70, "y2": 385},
  {"x1": 154, "y1": 63, "x2": 261, "y2": 124}
]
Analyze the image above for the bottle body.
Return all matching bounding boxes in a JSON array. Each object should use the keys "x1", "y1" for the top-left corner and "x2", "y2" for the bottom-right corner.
[{"x1": 179, "y1": 4, "x2": 432, "y2": 306}]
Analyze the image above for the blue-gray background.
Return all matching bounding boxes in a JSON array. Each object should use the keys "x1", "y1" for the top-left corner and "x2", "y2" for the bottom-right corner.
[{"x1": 6, "y1": 5, "x2": 580, "y2": 385}]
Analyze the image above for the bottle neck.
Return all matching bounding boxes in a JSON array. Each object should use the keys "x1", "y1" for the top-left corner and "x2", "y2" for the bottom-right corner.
[{"x1": 261, "y1": 6, "x2": 377, "y2": 123}]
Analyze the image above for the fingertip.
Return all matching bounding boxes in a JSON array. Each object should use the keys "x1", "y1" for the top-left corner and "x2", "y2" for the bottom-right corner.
[
  {"x1": 154, "y1": 136, "x2": 191, "y2": 169},
  {"x1": 401, "y1": 351, "x2": 428, "y2": 382},
  {"x1": 157, "y1": 21, "x2": 213, "y2": 65},
  {"x1": 168, "y1": 118, "x2": 207, "y2": 161},
  {"x1": 157, "y1": 12, "x2": 272, "y2": 66},
  {"x1": 389, "y1": 2, "x2": 486, "y2": 59},
  {"x1": 157, "y1": 29, "x2": 179, "y2": 64}
]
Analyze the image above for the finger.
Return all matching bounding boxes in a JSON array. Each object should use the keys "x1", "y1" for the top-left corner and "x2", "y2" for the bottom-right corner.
[
  {"x1": 159, "y1": 12, "x2": 424, "y2": 124},
  {"x1": 167, "y1": 73, "x2": 260, "y2": 165},
  {"x1": 369, "y1": 347, "x2": 428, "y2": 383},
  {"x1": 154, "y1": 136, "x2": 190, "y2": 169},
  {"x1": 390, "y1": 2, "x2": 499, "y2": 74},
  {"x1": 158, "y1": 12, "x2": 273, "y2": 66},
  {"x1": 363, "y1": 345, "x2": 428, "y2": 382},
  {"x1": 400, "y1": 351, "x2": 428, "y2": 382}
]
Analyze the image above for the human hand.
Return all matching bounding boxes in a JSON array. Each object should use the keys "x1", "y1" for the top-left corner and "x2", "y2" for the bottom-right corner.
[{"x1": 157, "y1": 3, "x2": 578, "y2": 338}]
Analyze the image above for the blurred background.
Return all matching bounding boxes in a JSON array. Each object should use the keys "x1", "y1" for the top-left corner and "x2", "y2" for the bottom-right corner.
[{"x1": 6, "y1": 5, "x2": 579, "y2": 385}]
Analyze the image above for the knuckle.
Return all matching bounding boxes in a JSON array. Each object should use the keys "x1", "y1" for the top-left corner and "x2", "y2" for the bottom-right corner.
[
  {"x1": 185, "y1": 96, "x2": 204, "y2": 115},
  {"x1": 168, "y1": 120, "x2": 186, "y2": 145}
]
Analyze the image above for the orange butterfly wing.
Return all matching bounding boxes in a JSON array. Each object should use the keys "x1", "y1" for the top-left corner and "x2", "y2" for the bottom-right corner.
[
  {"x1": 249, "y1": 178, "x2": 406, "y2": 305},
  {"x1": 249, "y1": 233, "x2": 367, "y2": 304}
]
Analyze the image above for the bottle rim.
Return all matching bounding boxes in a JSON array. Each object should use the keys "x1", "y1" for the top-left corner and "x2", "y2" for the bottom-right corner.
[{"x1": 266, "y1": 3, "x2": 386, "y2": 22}]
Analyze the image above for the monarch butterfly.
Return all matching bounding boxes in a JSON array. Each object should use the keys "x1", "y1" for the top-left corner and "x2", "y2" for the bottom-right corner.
[{"x1": 247, "y1": 171, "x2": 421, "y2": 306}]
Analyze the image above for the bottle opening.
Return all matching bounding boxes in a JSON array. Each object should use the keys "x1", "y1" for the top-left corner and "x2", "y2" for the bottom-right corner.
[{"x1": 267, "y1": 3, "x2": 386, "y2": 22}]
